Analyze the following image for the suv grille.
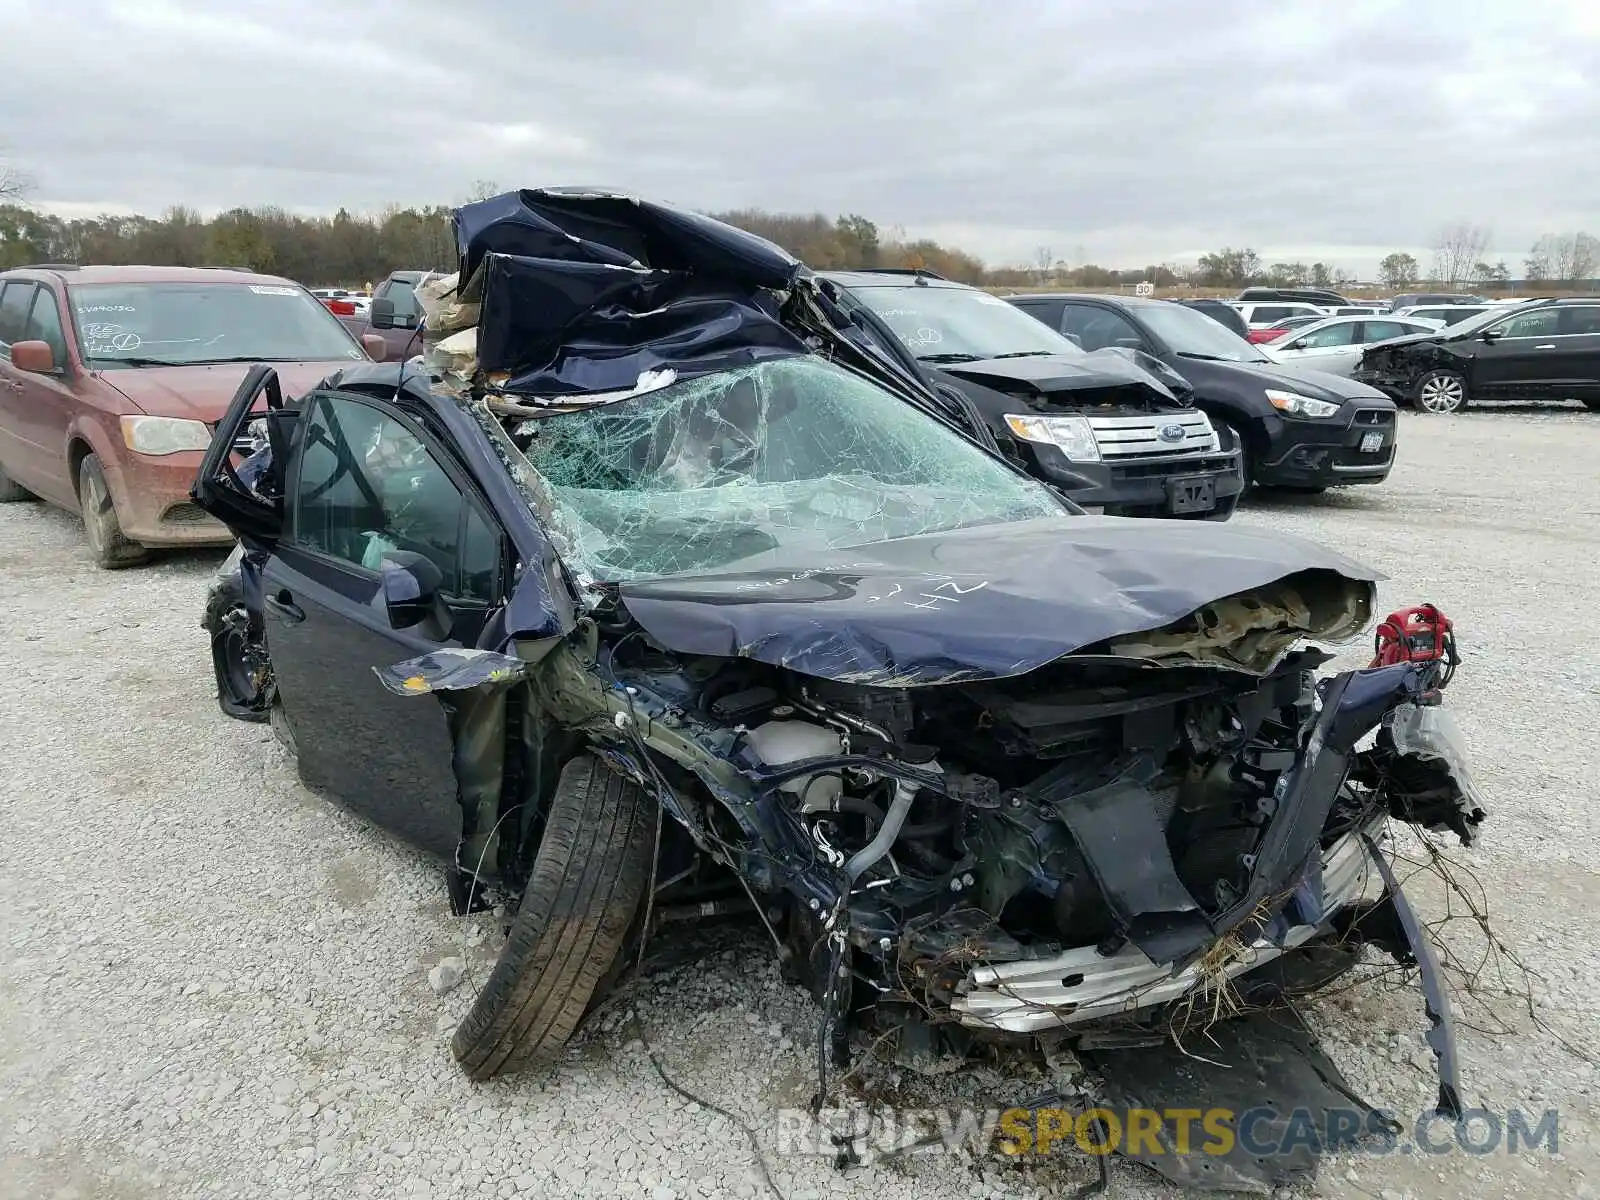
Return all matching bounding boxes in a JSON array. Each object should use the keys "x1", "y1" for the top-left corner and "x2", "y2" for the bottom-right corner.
[{"x1": 1087, "y1": 411, "x2": 1220, "y2": 459}]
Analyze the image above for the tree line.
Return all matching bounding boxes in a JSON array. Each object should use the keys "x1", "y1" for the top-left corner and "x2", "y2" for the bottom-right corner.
[{"x1": 0, "y1": 182, "x2": 1592, "y2": 295}]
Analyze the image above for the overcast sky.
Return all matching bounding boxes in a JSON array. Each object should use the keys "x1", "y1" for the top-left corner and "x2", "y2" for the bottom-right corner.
[{"x1": 3, "y1": 0, "x2": 1596, "y2": 274}]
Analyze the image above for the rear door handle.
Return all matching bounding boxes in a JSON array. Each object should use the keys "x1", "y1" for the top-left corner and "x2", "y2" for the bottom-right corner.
[
  {"x1": 265, "y1": 590, "x2": 305, "y2": 624},
  {"x1": 1534, "y1": 343, "x2": 1557, "y2": 350}
]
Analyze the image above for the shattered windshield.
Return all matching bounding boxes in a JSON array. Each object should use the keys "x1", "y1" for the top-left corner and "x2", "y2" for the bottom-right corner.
[
  {"x1": 849, "y1": 284, "x2": 1084, "y2": 362},
  {"x1": 70, "y1": 282, "x2": 366, "y2": 367},
  {"x1": 517, "y1": 357, "x2": 1066, "y2": 581}
]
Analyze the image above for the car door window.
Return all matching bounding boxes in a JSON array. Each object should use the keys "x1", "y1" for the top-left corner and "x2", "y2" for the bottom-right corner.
[
  {"x1": 25, "y1": 287, "x2": 67, "y2": 363},
  {"x1": 1361, "y1": 321, "x2": 1410, "y2": 342},
  {"x1": 1290, "y1": 323, "x2": 1359, "y2": 349},
  {"x1": 0, "y1": 282, "x2": 35, "y2": 347},
  {"x1": 291, "y1": 393, "x2": 500, "y2": 602},
  {"x1": 1493, "y1": 308, "x2": 1560, "y2": 339},
  {"x1": 1559, "y1": 306, "x2": 1600, "y2": 336},
  {"x1": 1059, "y1": 305, "x2": 1142, "y2": 351}
]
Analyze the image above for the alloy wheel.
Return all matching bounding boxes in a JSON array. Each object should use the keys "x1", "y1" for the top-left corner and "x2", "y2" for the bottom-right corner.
[{"x1": 1418, "y1": 373, "x2": 1466, "y2": 414}]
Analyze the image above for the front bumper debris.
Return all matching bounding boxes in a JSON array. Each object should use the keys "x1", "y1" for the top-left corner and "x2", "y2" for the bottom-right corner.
[{"x1": 953, "y1": 820, "x2": 1379, "y2": 1032}]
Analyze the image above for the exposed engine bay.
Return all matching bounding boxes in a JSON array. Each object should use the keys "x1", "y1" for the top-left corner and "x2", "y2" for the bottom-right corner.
[{"x1": 378, "y1": 569, "x2": 1485, "y2": 1055}]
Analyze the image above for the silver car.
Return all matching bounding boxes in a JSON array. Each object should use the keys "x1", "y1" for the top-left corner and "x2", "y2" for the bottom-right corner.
[{"x1": 1261, "y1": 313, "x2": 1443, "y2": 377}]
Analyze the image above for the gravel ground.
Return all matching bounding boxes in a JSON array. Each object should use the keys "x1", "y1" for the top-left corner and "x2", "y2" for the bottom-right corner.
[{"x1": 2, "y1": 406, "x2": 1598, "y2": 1200}]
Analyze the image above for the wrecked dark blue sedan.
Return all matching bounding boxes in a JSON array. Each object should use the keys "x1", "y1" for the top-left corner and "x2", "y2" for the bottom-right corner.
[{"x1": 192, "y1": 191, "x2": 1485, "y2": 1185}]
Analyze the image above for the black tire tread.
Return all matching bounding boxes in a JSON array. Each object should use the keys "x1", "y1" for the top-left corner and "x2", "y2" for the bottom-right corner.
[
  {"x1": 203, "y1": 579, "x2": 270, "y2": 723},
  {"x1": 451, "y1": 753, "x2": 653, "y2": 1080},
  {"x1": 78, "y1": 455, "x2": 149, "y2": 568}
]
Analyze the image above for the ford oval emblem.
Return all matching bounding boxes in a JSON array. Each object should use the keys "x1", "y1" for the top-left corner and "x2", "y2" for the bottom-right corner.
[{"x1": 1159, "y1": 423, "x2": 1187, "y2": 443}]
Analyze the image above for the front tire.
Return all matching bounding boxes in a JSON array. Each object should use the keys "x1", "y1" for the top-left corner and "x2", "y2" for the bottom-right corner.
[
  {"x1": 203, "y1": 573, "x2": 271, "y2": 723},
  {"x1": 451, "y1": 753, "x2": 654, "y2": 1080},
  {"x1": 77, "y1": 454, "x2": 150, "y2": 568},
  {"x1": 1415, "y1": 369, "x2": 1469, "y2": 414}
]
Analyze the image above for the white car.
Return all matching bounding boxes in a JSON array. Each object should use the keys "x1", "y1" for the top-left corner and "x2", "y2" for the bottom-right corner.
[
  {"x1": 1231, "y1": 300, "x2": 1329, "y2": 330},
  {"x1": 1260, "y1": 314, "x2": 1443, "y2": 377}
]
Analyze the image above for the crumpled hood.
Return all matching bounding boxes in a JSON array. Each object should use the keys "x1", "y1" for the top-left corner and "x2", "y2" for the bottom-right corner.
[
  {"x1": 938, "y1": 350, "x2": 1178, "y2": 404},
  {"x1": 617, "y1": 515, "x2": 1381, "y2": 685},
  {"x1": 101, "y1": 361, "x2": 358, "y2": 423},
  {"x1": 1361, "y1": 330, "x2": 1452, "y2": 354}
]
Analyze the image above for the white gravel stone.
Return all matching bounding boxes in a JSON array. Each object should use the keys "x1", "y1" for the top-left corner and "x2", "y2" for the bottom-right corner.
[{"x1": 2, "y1": 410, "x2": 1598, "y2": 1200}]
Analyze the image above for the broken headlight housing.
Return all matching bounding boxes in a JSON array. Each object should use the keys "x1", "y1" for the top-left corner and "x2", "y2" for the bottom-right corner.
[{"x1": 1003, "y1": 413, "x2": 1100, "y2": 462}]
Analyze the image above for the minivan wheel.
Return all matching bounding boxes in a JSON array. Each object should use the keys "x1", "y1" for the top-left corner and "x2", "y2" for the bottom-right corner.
[
  {"x1": 1415, "y1": 370, "x2": 1469, "y2": 414},
  {"x1": 0, "y1": 460, "x2": 34, "y2": 503},
  {"x1": 77, "y1": 455, "x2": 150, "y2": 568},
  {"x1": 451, "y1": 753, "x2": 654, "y2": 1080}
]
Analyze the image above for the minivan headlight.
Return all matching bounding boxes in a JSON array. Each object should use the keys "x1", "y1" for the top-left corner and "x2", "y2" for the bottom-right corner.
[
  {"x1": 1003, "y1": 414, "x2": 1101, "y2": 462},
  {"x1": 1264, "y1": 390, "x2": 1341, "y2": 419},
  {"x1": 120, "y1": 415, "x2": 214, "y2": 455}
]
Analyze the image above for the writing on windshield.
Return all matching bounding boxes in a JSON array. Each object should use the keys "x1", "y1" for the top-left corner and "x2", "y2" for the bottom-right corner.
[{"x1": 71, "y1": 282, "x2": 365, "y2": 367}]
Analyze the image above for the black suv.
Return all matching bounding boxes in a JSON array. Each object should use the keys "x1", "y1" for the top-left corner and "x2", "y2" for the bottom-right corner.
[
  {"x1": 1354, "y1": 296, "x2": 1600, "y2": 413},
  {"x1": 1010, "y1": 294, "x2": 1398, "y2": 493},
  {"x1": 820, "y1": 270, "x2": 1243, "y2": 519}
]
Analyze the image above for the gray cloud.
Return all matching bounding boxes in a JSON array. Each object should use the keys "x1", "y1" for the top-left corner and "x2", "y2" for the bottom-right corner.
[{"x1": 4, "y1": 0, "x2": 1597, "y2": 273}]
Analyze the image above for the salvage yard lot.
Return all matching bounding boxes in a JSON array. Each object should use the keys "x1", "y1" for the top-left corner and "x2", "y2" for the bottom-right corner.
[{"x1": 2, "y1": 409, "x2": 1598, "y2": 1200}]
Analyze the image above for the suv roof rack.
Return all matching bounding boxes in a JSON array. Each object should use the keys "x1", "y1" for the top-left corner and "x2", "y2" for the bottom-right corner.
[{"x1": 19, "y1": 263, "x2": 81, "y2": 271}]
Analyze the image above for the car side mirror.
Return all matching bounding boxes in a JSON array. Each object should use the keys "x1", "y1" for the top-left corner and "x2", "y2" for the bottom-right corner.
[
  {"x1": 380, "y1": 550, "x2": 450, "y2": 634},
  {"x1": 361, "y1": 333, "x2": 387, "y2": 361},
  {"x1": 369, "y1": 298, "x2": 416, "y2": 330},
  {"x1": 10, "y1": 339, "x2": 56, "y2": 373},
  {"x1": 1113, "y1": 336, "x2": 1143, "y2": 350},
  {"x1": 1480, "y1": 329, "x2": 1501, "y2": 343},
  {"x1": 1061, "y1": 332, "x2": 1084, "y2": 349}
]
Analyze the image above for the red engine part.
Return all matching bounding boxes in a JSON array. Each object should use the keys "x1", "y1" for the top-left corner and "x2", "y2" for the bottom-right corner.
[{"x1": 1371, "y1": 603, "x2": 1459, "y2": 685}]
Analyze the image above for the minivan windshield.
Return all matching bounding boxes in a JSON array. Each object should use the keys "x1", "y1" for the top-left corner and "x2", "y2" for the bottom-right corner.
[
  {"x1": 70, "y1": 282, "x2": 366, "y2": 368},
  {"x1": 850, "y1": 283, "x2": 1084, "y2": 363},
  {"x1": 1139, "y1": 303, "x2": 1270, "y2": 364},
  {"x1": 521, "y1": 356, "x2": 1066, "y2": 581}
]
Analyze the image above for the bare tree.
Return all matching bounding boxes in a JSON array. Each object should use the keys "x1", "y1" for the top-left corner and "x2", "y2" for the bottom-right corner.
[
  {"x1": 1379, "y1": 251, "x2": 1419, "y2": 289},
  {"x1": 465, "y1": 179, "x2": 502, "y2": 202},
  {"x1": 1429, "y1": 223, "x2": 1491, "y2": 287},
  {"x1": 0, "y1": 153, "x2": 34, "y2": 201},
  {"x1": 1529, "y1": 232, "x2": 1598, "y2": 283},
  {"x1": 1031, "y1": 245, "x2": 1055, "y2": 286}
]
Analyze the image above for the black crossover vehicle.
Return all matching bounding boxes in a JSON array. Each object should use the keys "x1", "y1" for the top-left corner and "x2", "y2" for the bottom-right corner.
[
  {"x1": 1353, "y1": 296, "x2": 1600, "y2": 413},
  {"x1": 1010, "y1": 294, "x2": 1399, "y2": 493},
  {"x1": 191, "y1": 190, "x2": 1484, "y2": 1190},
  {"x1": 817, "y1": 270, "x2": 1243, "y2": 519}
]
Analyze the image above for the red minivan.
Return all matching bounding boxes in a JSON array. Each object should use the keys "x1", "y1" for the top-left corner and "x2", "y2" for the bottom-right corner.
[{"x1": 0, "y1": 265, "x2": 386, "y2": 567}]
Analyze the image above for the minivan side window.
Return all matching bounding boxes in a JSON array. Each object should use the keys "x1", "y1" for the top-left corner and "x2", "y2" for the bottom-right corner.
[
  {"x1": 291, "y1": 393, "x2": 500, "y2": 602},
  {"x1": 0, "y1": 281, "x2": 35, "y2": 347},
  {"x1": 26, "y1": 287, "x2": 68, "y2": 363}
]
